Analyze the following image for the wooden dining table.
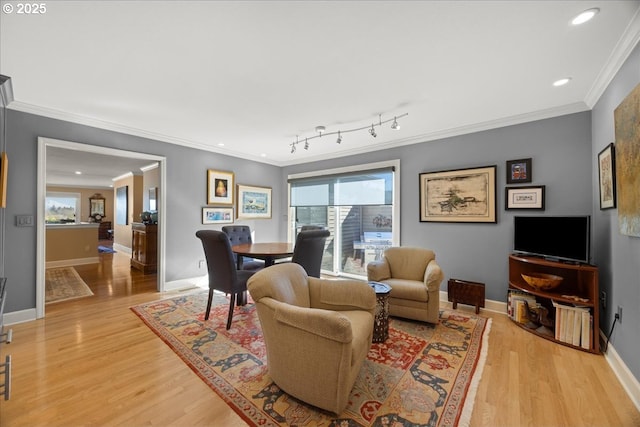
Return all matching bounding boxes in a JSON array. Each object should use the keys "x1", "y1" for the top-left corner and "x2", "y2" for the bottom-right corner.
[{"x1": 231, "y1": 242, "x2": 295, "y2": 270}]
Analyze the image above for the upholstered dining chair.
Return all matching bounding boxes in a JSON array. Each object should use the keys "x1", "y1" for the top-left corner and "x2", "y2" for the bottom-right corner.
[
  {"x1": 221, "y1": 225, "x2": 265, "y2": 271},
  {"x1": 196, "y1": 230, "x2": 256, "y2": 329},
  {"x1": 247, "y1": 263, "x2": 376, "y2": 414},
  {"x1": 291, "y1": 229, "x2": 330, "y2": 277},
  {"x1": 367, "y1": 246, "x2": 444, "y2": 324}
]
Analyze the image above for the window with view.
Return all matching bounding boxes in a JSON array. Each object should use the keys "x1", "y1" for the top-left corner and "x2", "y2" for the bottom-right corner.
[
  {"x1": 45, "y1": 192, "x2": 81, "y2": 224},
  {"x1": 288, "y1": 160, "x2": 400, "y2": 279}
]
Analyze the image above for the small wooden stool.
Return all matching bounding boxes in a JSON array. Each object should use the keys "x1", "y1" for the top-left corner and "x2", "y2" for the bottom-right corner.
[{"x1": 447, "y1": 278, "x2": 485, "y2": 314}]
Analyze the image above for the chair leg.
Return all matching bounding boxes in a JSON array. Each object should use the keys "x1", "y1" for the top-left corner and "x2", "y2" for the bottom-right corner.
[
  {"x1": 226, "y1": 293, "x2": 236, "y2": 330},
  {"x1": 204, "y1": 288, "x2": 214, "y2": 320}
]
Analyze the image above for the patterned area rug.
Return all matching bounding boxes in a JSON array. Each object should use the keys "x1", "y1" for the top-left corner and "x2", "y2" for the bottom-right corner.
[
  {"x1": 45, "y1": 266, "x2": 94, "y2": 303},
  {"x1": 131, "y1": 292, "x2": 491, "y2": 427}
]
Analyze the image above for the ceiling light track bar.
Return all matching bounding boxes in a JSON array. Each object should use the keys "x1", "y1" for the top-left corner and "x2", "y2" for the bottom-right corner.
[{"x1": 290, "y1": 112, "x2": 408, "y2": 153}]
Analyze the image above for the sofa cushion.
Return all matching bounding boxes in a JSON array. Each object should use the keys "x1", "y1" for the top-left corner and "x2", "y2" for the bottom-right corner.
[{"x1": 383, "y1": 278, "x2": 428, "y2": 302}]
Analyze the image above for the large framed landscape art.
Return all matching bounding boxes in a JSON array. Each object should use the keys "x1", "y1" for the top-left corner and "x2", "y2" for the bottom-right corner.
[{"x1": 419, "y1": 165, "x2": 497, "y2": 223}]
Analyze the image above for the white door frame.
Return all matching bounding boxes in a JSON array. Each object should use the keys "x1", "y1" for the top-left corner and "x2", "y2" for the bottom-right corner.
[{"x1": 36, "y1": 137, "x2": 167, "y2": 319}]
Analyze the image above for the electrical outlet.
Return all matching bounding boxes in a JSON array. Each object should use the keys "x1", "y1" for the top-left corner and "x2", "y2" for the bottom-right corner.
[
  {"x1": 617, "y1": 306, "x2": 622, "y2": 324},
  {"x1": 600, "y1": 291, "x2": 607, "y2": 309}
]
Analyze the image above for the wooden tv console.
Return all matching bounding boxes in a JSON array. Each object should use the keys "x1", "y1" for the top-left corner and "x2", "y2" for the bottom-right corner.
[{"x1": 508, "y1": 254, "x2": 599, "y2": 354}]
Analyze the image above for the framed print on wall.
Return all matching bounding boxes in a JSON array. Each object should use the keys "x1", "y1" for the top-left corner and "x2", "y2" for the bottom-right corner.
[
  {"x1": 505, "y1": 185, "x2": 545, "y2": 210},
  {"x1": 116, "y1": 185, "x2": 128, "y2": 225},
  {"x1": 419, "y1": 165, "x2": 497, "y2": 223},
  {"x1": 237, "y1": 184, "x2": 272, "y2": 219},
  {"x1": 202, "y1": 207, "x2": 234, "y2": 224},
  {"x1": 597, "y1": 143, "x2": 616, "y2": 210},
  {"x1": 506, "y1": 158, "x2": 532, "y2": 184},
  {"x1": 207, "y1": 169, "x2": 234, "y2": 205}
]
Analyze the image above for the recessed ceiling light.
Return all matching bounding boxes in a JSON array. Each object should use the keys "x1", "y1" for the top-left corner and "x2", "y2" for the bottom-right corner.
[
  {"x1": 572, "y1": 8, "x2": 599, "y2": 25},
  {"x1": 553, "y1": 78, "x2": 571, "y2": 87},
  {"x1": 74, "y1": 171, "x2": 82, "y2": 175},
  {"x1": 260, "y1": 153, "x2": 267, "y2": 157},
  {"x1": 217, "y1": 143, "x2": 225, "y2": 147}
]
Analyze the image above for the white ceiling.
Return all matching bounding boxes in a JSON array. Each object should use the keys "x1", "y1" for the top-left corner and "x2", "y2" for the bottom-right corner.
[{"x1": 2, "y1": 1, "x2": 640, "y2": 186}]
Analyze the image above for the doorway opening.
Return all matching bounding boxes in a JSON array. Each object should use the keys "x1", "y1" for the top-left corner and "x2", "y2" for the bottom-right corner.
[{"x1": 36, "y1": 137, "x2": 167, "y2": 319}]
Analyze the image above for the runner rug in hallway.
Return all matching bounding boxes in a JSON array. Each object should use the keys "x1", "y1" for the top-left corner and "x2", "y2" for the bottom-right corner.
[
  {"x1": 45, "y1": 266, "x2": 94, "y2": 303},
  {"x1": 131, "y1": 292, "x2": 491, "y2": 427}
]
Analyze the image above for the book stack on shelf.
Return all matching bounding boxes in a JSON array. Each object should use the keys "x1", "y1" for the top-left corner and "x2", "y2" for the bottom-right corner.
[
  {"x1": 552, "y1": 301, "x2": 592, "y2": 350},
  {"x1": 508, "y1": 289, "x2": 538, "y2": 324}
]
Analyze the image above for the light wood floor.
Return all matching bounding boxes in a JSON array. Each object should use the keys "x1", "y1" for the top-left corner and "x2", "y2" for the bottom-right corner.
[{"x1": 1, "y1": 252, "x2": 638, "y2": 426}]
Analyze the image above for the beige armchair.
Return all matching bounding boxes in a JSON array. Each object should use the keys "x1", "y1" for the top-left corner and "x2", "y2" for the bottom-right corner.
[
  {"x1": 247, "y1": 263, "x2": 376, "y2": 414},
  {"x1": 367, "y1": 246, "x2": 444, "y2": 324}
]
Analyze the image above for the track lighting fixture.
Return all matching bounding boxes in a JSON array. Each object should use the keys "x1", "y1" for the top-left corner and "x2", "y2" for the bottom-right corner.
[{"x1": 289, "y1": 112, "x2": 407, "y2": 153}]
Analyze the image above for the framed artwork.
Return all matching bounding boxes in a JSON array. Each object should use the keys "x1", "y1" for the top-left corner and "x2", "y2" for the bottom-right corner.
[
  {"x1": 237, "y1": 184, "x2": 272, "y2": 219},
  {"x1": 506, "y1": 158, "x2": 532, "y2": 184},
  {"x1": 207, "y1": 169, "x2": 234, "y2": 205},
  {"x1": 89, "y1": 194, "x2": 106, "y2": 221},
  {"x1": 505, "y1": 185, "x2": 545, "y2": 210},
  {"x1": 614, "y1": 82, "x2": 640, "y2": 236},
  {"x1": 419, "y1": 165, "x2": 497, "y2": 223},
  {"x1": 116, "y1": 186, "x2": 128, "y2": 225},
  {"x1": 202, "y1": 207, "x2": 234, "y2": 224},
  {"x1": 597, "y1": 143, "x2": 616, "y2": 210},
  {"x1": 149, "y1": 187, "x2": 157, "y2": 211}
]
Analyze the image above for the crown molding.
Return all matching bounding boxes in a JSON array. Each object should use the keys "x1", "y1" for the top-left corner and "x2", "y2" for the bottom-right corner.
[
  {"x1": 277, "y1": 102, "x2": 590, "y2": 167},
  {"x1": 585, "y1": 7, "x2": 640, "y2": 108},
  {"x1": 10, "y1": 100, "x2": 589, "y2": 168},
  {"x1": 7, "y1": 101, "x2": 281, "y2": 166}
]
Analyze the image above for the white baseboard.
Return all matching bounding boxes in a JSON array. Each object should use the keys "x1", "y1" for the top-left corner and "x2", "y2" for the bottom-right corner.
[
  {"x1": 45, "y1": 257, "x2": 99, "y2": 268},
  {"x1": 164, "y1": 275, "x2": 208, "y2": 292},
  {"x1": 3, "y1": 308, "x2": 37, "y2": 326},
  {"x1": 605, "y1": 342, "x2": 640, "y2": 412},
  {"x1": 113, "y1": 243, "x2": 131, "y2": 255}
]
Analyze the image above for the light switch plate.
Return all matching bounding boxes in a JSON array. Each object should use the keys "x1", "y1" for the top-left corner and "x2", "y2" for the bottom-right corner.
[{"x1": 16, "y1": 215, "x2": 34, "y2": 227}]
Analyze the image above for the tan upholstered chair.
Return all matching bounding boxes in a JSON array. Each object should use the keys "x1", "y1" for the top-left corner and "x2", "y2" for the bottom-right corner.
[
  {"x1": 247, "y1": 263, "x2": 376, "y2": 414},
  {"x1": 367, "y1": 246, "x2": 444, "y2": 324}
]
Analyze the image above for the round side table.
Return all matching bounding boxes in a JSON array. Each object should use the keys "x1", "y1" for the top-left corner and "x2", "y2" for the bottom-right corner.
[{"x1": 368, "y1": 281, "x2": 392, "y2": 343}]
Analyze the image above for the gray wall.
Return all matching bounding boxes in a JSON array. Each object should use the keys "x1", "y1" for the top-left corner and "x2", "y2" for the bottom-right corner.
[
  {"x1": 283, "y1": 111, "x2": 592, "y2": 304},
  {"x1": 592, "y1": 42, "x2": 640, "y2": 381},
  {"x1": 1, "y1": 110, "x2": 282, "y2": 313},
  {"x1": 2, "y1": 54, "x2": 638, "y2": 386}
]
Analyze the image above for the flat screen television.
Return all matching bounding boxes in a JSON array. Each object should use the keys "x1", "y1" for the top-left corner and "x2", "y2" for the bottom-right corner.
[{"x1": 513, "y1": 216, "x2": 591, "y2": 264}]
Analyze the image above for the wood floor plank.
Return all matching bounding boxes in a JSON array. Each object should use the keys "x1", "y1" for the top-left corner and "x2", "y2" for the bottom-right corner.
[{"x1": 1, "y1": 252, "x2": 639, "y2": 426}]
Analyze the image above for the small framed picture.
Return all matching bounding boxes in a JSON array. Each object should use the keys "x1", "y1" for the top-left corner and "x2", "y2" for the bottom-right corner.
[
  {"x1": 202, "y1": 207, "x2": 234, "y2": 224},
  {"x1": 506, "y1": 158, "x2": 532, "y2": 184},
  {"x1": 597, "y1": 143, "x2": 616, "y2": 210},
  {"x1": 505, "y1": 185, "x2": 545, "y2": 210},
  {"x1": 207, "y1": 169, "x2": 234, "y2": 205},
  {"x1": 237, "y1": 184, "x2": 272, "y2": 219}
]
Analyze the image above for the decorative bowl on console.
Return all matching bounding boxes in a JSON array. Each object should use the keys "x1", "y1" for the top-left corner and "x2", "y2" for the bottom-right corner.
[{"x1": 521, "y1": 272, "x2": 563, "y2": 291}]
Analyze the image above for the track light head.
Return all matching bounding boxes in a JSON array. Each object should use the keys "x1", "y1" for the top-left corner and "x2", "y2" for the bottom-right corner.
[
  {"x1": 391, "y1": 117, "x2": 400, "y2": 130},
  {"x1": 336, "y1": 131, "x2": 342, "y2": 144},
  {"x1": 291, "y1": 144, "x2": 296, "y2": 154},
  {"x1": 369, "y1": 125, "x2": 377, "y2": 138},
  {"x1": 304, "y1": 138, "x2": 309, "y2": 150}
]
